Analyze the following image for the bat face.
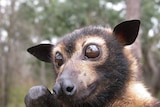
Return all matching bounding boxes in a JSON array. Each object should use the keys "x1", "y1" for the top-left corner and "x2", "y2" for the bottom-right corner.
[
  {"x1": 27, "y1": 20, "x2": 140, "y2": 106},
  {"x1": 52, "y1": 27, "x2": 111, "y2": 104}
]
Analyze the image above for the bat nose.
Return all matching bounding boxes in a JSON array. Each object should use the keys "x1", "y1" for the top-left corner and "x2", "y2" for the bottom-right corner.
[
  {"x1": 53, "y1": 79, "x2": 76, "y2": 96},
  {"x1": 62, "y1": 80, "x2": 76, "y2": 96}
]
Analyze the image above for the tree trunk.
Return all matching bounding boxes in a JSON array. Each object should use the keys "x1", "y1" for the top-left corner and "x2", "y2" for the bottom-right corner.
[
  {"x1": 0, "y1": 0, "x2": 16, "y2": 106},
  {"x1": 0, "y1": 53, "x2": 8, "y2": 107},
  {"x1": 148, "y1": 47, "x2": 160, "y2": 96}
]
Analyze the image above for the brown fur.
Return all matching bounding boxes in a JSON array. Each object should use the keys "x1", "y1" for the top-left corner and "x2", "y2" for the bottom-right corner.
[{"x1": 109, "y1": 49, "x2": 159, "y2": 107}]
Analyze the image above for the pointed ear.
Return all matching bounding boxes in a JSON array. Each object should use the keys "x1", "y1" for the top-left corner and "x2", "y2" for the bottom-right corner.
[
  {"x1": 27, "y1": 44, "x2": 54, "y2": 63},
  {"x1": 113, "y1": 20, "x2": 140, "y2": 45}
]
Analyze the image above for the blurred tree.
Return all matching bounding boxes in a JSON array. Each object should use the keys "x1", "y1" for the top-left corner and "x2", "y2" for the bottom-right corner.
[
  {"x1": 0, "y1": 0, "x2": 17, "y2": 106},
  {"x1": 0, "y1": 0, "x2": 35, "y2": 107}
]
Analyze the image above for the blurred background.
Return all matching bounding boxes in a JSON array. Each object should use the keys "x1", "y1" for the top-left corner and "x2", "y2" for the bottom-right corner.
[{"x1": 0, "y1": 0, "x2": 160, "y2": 107}]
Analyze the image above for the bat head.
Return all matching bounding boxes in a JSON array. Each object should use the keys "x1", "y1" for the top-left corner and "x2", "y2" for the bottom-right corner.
[{"x1": 27, "y1": 20, "x2": 140, "y2": 106}]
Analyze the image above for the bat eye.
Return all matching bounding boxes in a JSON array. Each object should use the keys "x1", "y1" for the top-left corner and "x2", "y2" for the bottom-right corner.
[
  {"x1": 55, "y1": 52, "x2": 64, "y2": 67},
  {"x1": 85, "y1": 44, "x2": 100, "y2": 59}
]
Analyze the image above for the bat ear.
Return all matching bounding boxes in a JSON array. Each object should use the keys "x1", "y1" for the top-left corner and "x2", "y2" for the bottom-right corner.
[
  {"x1": 27, "y1": 44, "x2": 54, "y2": 63},
  {"x1": 113, "y1": 20, "x2": 140, "y2": 45}
]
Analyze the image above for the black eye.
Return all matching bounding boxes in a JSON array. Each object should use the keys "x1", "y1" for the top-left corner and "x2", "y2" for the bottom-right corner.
[
  {"x1": 55, "y1": 52, "x2": 64, "y2": 67},
  {"x1": 85, "y1": 44, "x2": 100, "y2": 59}
]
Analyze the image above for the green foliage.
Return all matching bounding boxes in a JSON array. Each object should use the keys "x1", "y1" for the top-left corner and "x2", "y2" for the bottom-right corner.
[
  {"x1": 7, "y1": 85, "x2": 27, "y2": 107},
  {"x1": 18, "y1": 0, "x2": 124, "y2": 40},
  {"x1": 141, "y1": 0, "x2": 160, "y2": 44}
]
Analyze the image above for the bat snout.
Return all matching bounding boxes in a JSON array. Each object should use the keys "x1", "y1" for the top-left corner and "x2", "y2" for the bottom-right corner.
[{"x1": 53, "y1": 78, "x2": 77, "y2": 97}]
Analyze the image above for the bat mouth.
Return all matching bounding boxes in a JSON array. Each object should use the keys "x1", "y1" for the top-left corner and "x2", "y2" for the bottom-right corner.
[{"x1": 75, "y1": 82, "x2": 97, "y2": 102}]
